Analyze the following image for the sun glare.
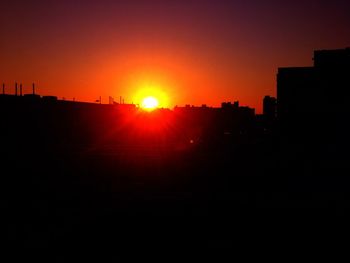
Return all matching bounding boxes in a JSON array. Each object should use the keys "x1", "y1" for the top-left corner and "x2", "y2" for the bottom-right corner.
[
  {"x1": 141, "y1": 96, "x2": 159, "y2": 111},
  {"x1": 132, "y1": 83, "x2": 170, "y2": 110}
]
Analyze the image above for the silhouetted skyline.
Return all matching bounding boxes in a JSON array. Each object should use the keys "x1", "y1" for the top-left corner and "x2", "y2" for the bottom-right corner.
[
  {"x1": 1, "y1": 1, "x2": 350, "y2": 112},
  {"x1": 3, "y1": 1, "x2": 350, "y2": 256},
  {"x1": 3, "y1": 46, "x2": 350, "y2": 258}
]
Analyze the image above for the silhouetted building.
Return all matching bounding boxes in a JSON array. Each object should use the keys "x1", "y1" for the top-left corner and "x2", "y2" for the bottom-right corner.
[
  {"x1": 221, "y1": 101, "x2": 254, "y2": 116},
  {"x1": 221, "y1": 101, "x2": 239, "y2": 110},
  {"x1": 42, "y1": 96, "x2": 58, "y2": 102},
  {"x1": 313, "y1": 48, "x2": 350, "y2": 114},
  {"x1": 263, "y1": 96, "x2": 276, "y2": 119},
  {"x1": 277, "y1": 67, "x2": 315, "y2": 120},
  {"x1": 113, "y1": 102, "x2": 137, "y2": 111},
  {"x1": 277, "y1": 48, "x2": 350, "y2": 121},
  {"x1": 221, "y1": 102, "x2": 232, "y2": 109},
  {"x1": 277, "y1": 48, "x2": 350, "y2": 143},
  {"x1": 23, "y1": 94, "x2": 41, "y2": 101},
  {"x1": 314, "y1": 48, "x2": 350, "y2": 69}
]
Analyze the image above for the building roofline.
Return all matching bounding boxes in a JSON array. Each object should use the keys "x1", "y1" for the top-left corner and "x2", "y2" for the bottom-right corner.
[
  {"x1": 314, "y1": 47, "x2": 350, "y2": 53},
  {"x1": 278, "y1": 67, "x2": 314, "y2": 74}
]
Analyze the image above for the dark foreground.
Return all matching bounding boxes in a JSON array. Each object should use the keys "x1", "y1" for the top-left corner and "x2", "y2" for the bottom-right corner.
[{"x1": 2, "y1": 101, "x2": 350, "y2": 259}]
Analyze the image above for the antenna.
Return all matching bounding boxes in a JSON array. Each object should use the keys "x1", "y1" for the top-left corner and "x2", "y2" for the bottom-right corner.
[
  {"x1": 15, "y1": 82, "x2": 18, "y2": 96},
  {"x1": 2, "y1": 83, "x2": 4, "y2": 95},
  {"x1": 20, "y1": 83, "x2": 23, "y2": 96},
  {"x1": 32, "y1": 83, "x2": 35, "y2": 95}
]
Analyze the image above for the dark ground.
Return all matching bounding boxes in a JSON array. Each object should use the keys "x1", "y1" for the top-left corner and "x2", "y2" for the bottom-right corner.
[{"x1": 2, "y1": 100, "x2": 350, "y2": 260}]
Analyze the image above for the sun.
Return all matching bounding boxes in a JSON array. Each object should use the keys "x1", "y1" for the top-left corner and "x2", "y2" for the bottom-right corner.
[
  {"x1": 132, "y1": 84, "x2": 170, "y2": 110},
  {"x1": 141, "y1": 96, "x2": 159, "y2": 111}
]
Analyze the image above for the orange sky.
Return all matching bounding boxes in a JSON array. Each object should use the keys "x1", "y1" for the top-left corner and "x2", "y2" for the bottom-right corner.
[{"x1": 1, "y1": 1, "x2": 350, "y2": 113}]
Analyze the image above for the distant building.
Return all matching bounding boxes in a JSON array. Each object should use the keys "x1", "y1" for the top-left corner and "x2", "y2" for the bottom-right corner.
[
  {"x1": 221, "y1": 101, "x2": 239, "y2": 110},
  {"x1": 23, "y1": 94, "x2": 41, "y2": 101},
  {"x1": 113, "y1": 102, "x2": 137, "y2": 111},
  {"x1": 221, "y1": 102, "x2": 232, "y2": 109},
  {"x1": 221, "y1": 101, "x2": 255, "y2": 117},
  {"x1": 42, "y1": 96, "x2": 58, "y2": 102}
]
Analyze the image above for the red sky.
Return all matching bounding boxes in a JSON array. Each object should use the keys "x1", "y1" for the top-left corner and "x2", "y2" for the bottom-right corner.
[{"x1": 1, "y1": 0, "x2": 350, "y2": 112}]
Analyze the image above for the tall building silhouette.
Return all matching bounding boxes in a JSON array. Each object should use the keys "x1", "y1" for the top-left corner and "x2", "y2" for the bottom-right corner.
[
  {"x1": 313, "y1": 48, "x2": 350, "y2": 114},
  {"x1": 277, "y1": 48, "x2": 350, "y2": 122},
  {"x1": 263, "y1": 96, "x2": 276, "y2": 119}
]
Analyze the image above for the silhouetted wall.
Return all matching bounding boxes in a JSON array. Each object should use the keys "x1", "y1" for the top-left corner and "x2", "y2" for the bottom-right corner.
[
  {"x1": 277, "y1": 48, "x2": 350, "y2": 143},
  {"x1": 263, "y1": 96, "x2": 276, "y2": 119}
]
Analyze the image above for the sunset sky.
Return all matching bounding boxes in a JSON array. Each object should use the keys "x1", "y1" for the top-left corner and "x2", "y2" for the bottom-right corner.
[{"x1": 1, "y1": 0, "x2": 350, "y2": 112}]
